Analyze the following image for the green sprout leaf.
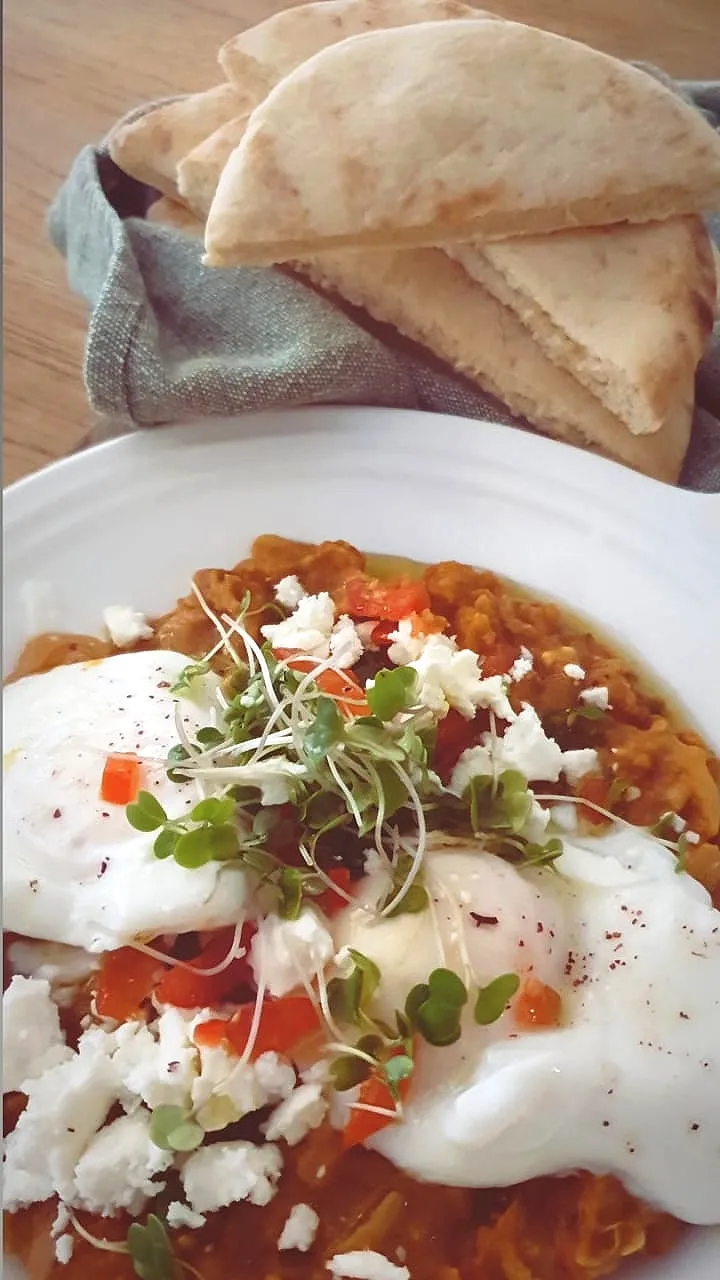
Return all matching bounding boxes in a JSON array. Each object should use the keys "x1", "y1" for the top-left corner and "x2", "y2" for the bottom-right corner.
[
  {"x1": 330, "y1": 1054, "x2": 372, "y2": 1091},
  {"x1": 149, "y1": 1106, "x2": 204, "y2": 1153},
  {"x1": 366, "y1": 667, "x2": 418, "y2": 722},
  {"x1": 195, "y1": 726, "x2": 226, "y2": 748},
  {"x1": 166, "y1": 744, "x2": 191, "y2": 783},
  {"x1": 567, "y1": 703, "x2": 606, "y2": 726},
  {"x1": 191, "y1": 795, "x2": 236, "y2": 825},
  {"x1": 127, "y1": 1214, "x2": 177, "y2": 1280},
  {"x1": 674, "y1": 833, "x2": 689, "y2": 873},
  {"x1": 170, "y1": 661, "x2": 210, "y2": 696},
  {"x1": 328, "y1": 949, "x2": 380, "y2": 1027},
  {"x1": 428, "y1": 968, "x2": 468, "y2": 1008},
  {"x1": 277, "y1": 866, "x2": 305, "y2": 920},
  {"x1": 383, "y1": 1053, "x2": 414, "y2": 1101},
  {"x1": 153, "y1": 827, "x2": 181, "y2": 861},
  {"x1": 347, "y1": 949, "x2": 381, "y2": 1007},
  {"x1": 466, "y1": 770, "x2": 533, "y2": 837},
  {"x1": 519, "y1": 837, "x2": 564, "y2": 868},
  {"x1": 173, "y1": 828, "x2": 214, "y2": 869},
  {"x1": 405, "y1": 970, "x2": 467, "y2": 1047},
  {"x1": 474, "y1": 973, "x2": 520, "y2": 1026},
  {"x1": 373, "y1": 761, "x2": 410, "y2": 820},
  {"x1": 302, "y1": 696, "x2": 345, "y2": 768},
  {"x1": 378, "y1": 853, "x2": 429, "y2": 918},
  {"x1": 127, "y1": 790, "x2": 168, "y2": 833}
]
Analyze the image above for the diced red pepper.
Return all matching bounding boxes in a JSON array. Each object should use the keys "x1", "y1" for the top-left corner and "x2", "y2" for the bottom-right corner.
[
  {"x1": 94, "y1": 946, "x2": 168, "y2": 1021},
  {"x1": 370, "y1": 620, "x2": 396, "y2": 648},
  {"x1": 275, "y1": 651, "x2": 369, "y2": 719},
  {"x1": 194, "y1": 993, "x2": 320, "y2": 1060},
  {"x1": 513, "y1": 976, "x2": 562, "y2": 1030},
  {"x1": 342, "y1": 1049, "x2": 412, "y2": 1149},
  {"x1": 315, "y1": 866, "x2": 353, "y2": 917},
  {"x1": 344, "y1": 575, "x2": 431, "y2": 623},
  {"x1": 100, "y1": 753, "x2": 141, "y2": 805},
  {"x1": 154, "y1": 925, "x2": 255, "y2": 1009}
]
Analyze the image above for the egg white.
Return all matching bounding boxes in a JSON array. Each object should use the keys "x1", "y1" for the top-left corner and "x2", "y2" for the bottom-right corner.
[
  {"x1": 336, "y1": 834, "x2": 720, "y2": 1225},
  {"x1": 3, "y1": 652, "x2": 246, "y2": 951}
]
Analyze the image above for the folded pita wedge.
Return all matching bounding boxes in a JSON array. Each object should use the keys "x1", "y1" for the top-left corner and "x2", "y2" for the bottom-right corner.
[
  {"x1": 296, "y1": 246, "x2": 692, "y2": 482},
  {"x1": 450, "y1": 217, "x2": 716, "y2": 436},
  {"x1": 178, "y1": 113, "x2": 253, "y2": 218},
  {"x1": 177, "y1": 0, "x2": 496, "y2": 220},
  {"x1": 219, "y1": 0, "x2": 492, "y2": 97},
  {"x1": 109, "y1": 84, "x2": 249, "y2": 199},
  {"x1": 205, "y1": 20, "x2": 720, "y2": 266}
]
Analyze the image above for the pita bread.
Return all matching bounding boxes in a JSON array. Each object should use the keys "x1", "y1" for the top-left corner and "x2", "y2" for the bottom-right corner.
[
  {"x1": 205, "y1": 21, "x2": 720, "y2": 266},
  {"x1": 450, "y1": 217, "x2": 716, "y2": 436},
  {"x1": 177, "y1": 113, "x2": 253, "y2": 218},
  {"x1": 146, "y1": 196, "x2": 205, "y2": 237},
  {"x1": 109, "y1": 84, "x2": 249, "y2": 199},
  {"x1": 219, "y1": 0, "x2": 491, "y2": 96},
  {"x1": 177, "y1": 0, "x2": 496, "y2": 220},
  {"x1": 296, "y1": 246, "x2": 691, "y2": 482}
]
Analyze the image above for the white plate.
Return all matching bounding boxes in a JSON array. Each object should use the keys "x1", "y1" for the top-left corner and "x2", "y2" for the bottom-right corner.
[{"x1": 4, "y1": 407, "x2": 720, "y2": 1278}]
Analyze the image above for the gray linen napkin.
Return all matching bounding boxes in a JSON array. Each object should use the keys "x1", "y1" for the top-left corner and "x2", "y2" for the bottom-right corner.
[{"x1": 48, "y1": 81, "x2": 720, "y2": 491}]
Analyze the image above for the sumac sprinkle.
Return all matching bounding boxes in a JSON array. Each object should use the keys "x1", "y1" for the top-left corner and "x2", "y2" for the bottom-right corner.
[{"x1": 470, "y1": 912, "x2": 499, "y2": 927}]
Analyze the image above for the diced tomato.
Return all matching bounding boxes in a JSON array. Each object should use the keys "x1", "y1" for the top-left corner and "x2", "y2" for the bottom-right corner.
[
  {"x1": 342, "y1": 1050, "x2": 412, "y2": 1149},
  {"x1": 315, "y1": 866, "x2": 353, "y2": 917},
  {"x1": 344, "y1": 575, "x2": 431, "y2": 623},
  {"x1": 275, "y1": 651, "x2": 369, "y2": 718},
  {"x1": 100, "y1": 753, "x2": 141, "y2": 805},
  {"x1": 513, "y1": 976, "x2": 562, "y2": 1030},
  {"x1": 480, "y1": 642, "x2": 516, "y2": 679},
  {"x1": 370, "y1": 620, "x2": 396, "y2": 648},
  {"x1": 194, "y1": 993, "x2": 320, "y2": 1060},
  {"x1": 576, "y1": 774, "x2": 609, "y2": 824},
  {"x1": 154, "y1": 925, "x2": 255, "y2": 1009},
  {"x1": 433, "y1": 709, "x2": 482, "y2": 782},
  {"x1": 94, "y1": 946, "x2": 168, "y2": 1021}
]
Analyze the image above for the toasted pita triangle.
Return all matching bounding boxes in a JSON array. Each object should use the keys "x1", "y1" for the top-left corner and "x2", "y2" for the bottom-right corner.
[
  {"x1": 450, "y1": 217, "x2": 716, "y2": 435},
  {"x1": 297, "y1": 246, "x2": 692, "y2": 481},
  {"x1": 205, "y1": 21, "x2": 720, "y2": 266}
]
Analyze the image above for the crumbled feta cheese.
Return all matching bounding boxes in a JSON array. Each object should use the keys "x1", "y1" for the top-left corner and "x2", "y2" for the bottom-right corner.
[
  {"x1": 73, "y1": 1110, "x2": 173, "y2": 1216},
  {"x1": 410, "y1": 635, "x2": 515, "y2": 721},
  {"x1": 4, "y1": 1031, "x2": 119, "y2": 1209},
  {"x1": 227, "y1": 755, "x2": 308, "y2": 807},
  {"x1": 508, "y1": 646, "x2": 533, "y2": 682},
  {"x1": 264, "y1": 1082, "x2": 328, "y2": 1146},
  {"x1": 686, "y1": 830, "x2": 701, "y2": 845},
  {"x1": 191, "y1": 1045, "x2": 295, "y2": 1131},
  {"x1": 330, "y1": 614, "x2": 364, "y2": 668},
  {"x1": 3, "y1": 976, "x2": 73, "y2": 1093},
  {"x1": 262, "y1": 592, "x2": 336, "y2": 658},
  {"x1": 448, "y1": 744, "x2": 493, "y2": 797},
  {"x1": 55, "y1": 1235, "x2": 74, "y2": 1265},
  {"x1": 551, "y1": 803, "x2": 579, "y2": 833},
  {"x1": 278, "y1": 1202, "x2": 320, "y2": 1252},
  {"x1": 522, "y1": 798, "x2": 551, "y2": 843},
  {"x1": 494, "y1": 705, "x2": 563, "y2": 779},
  {"x1": 326, "y1": 1250, "x2": 410, "y2": 1279},
  {"x1": 251, "y1": 909, "x2": 334, "y2": 997},
  {"x1": 387, "y1": 617, "x2": 427, "y2": 665},
  {"x1": 102, "y1": 605, "x2": 153, "y2": 648},
  {"x1": 561, "y1": 748, "x2": 600, "y2": 786},
  {"x1": 563, "y1": 662, "x2": 586, "y2": 681},
  {"x1": 114, "y1": 1009, "x2": 198, "y2": 1112},
  {"x1": 275, "y1": 575, "x2": 307, "y2": 609},
  {"x1": 51, "y1": 1202, "x2": 71, "y2": 1238},
  {"x1": 580, "y1": 685, "x2": 610, "y2": 711},
  {"x1": 181, "y1": 1140, "x2": 283, "y2": 1213},
  {"x1": 667, "y1": 812, "x2": 686, "y2": 834},
  {"x1": 167, "y1": 1201, "x2": 207, "y2": 1230}
]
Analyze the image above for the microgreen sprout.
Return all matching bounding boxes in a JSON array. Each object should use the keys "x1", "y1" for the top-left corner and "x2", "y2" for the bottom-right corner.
[{"x1": 474, "y1": 973, "x2": 521, "y2": 1025}]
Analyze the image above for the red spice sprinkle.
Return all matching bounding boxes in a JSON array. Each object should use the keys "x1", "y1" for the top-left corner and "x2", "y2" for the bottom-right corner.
[
  {"x1": 605, "y1": 931, "x2": 622, "y2": 940},
  {"x1": 679, "y1": 1011, "x2": 690, "y2": 1020},
  {"x1": 470, "y1": 912, "x2": 499, "y2": 927},
  {"x1": 52, "y1": 808, "x2": 62, "y2": 819},
  {"x1": 690, "y1": 1123, "x2": 700, "y2": 1131},
  {"x1": 536, "y1": 922, "x2": 544, "y2": 934}
]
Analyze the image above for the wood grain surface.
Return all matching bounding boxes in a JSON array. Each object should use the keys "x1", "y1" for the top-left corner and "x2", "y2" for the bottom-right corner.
[{"x1": 4, "y1": 0, "x2": 720, "y2": 484}]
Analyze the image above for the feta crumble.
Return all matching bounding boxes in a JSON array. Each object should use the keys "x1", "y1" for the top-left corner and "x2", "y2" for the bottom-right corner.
[
  {"x1": 561, "y1": 749, "x2": 600, "y2": 786},
  {"x1": 191, "y1": 1045, "x2": 295, "y2": 1131},
  {"x1": 278, "y1": 1202, "x2": 320, "y2": 1252},
  {"x1": 508, "y1": 646, "x2": 534, "y2": 682},
  {"x1": 181, "y1": 1140, "x2": 283, "y2": 1213},
  {"x1": 330, "y1": 614, "x2": 364, "y2": 668},
  {"x1": 563, "y1": 662, "x2": 586, "y2": 680},
  {"x1": 55, "y1": 1235, "x2": 74, "y2": 1266},
  {"x1": 275, "y1": 575, "x2": 307, "y2": 609},
  {"x1": 251, "y1": 909, "x2": 334, "y2": 998},
  {"x1": 263, "y1": 1082, "x2": 328, "y2": 1146},
  {"x1": 102, "y1": 605, "x2": 153, "y2": 648},
  {"x1": 387, "y1": 617, "x2": 427, "y2": 665},
  {"x1": 3, "y1": 976, "x2": 73, "y2": 1092},
  {"x1": 326, "y1": 1250, "x2": 411, "y2": 1279},
  {"x1": 262, "y1": 592, "x2": 336, "y2": 659},
  {"x1": 580, "y1": 685, "x2": 610, "y2": 711},
  {"x1": 409, "y1": 635, "x2": 515, "y2": 721},
  {"x1": 167, "y1": 1201, "x2": 207, "y2": 1231},
  {"x1": 73, "y1": 1110, "x2": 173, "y2": 1215}
]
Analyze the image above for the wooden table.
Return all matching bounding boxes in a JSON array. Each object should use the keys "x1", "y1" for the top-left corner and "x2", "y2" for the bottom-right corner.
[{"x1": 4, "y1": 0, "x2": 719, "y2": 484}]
